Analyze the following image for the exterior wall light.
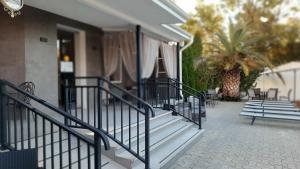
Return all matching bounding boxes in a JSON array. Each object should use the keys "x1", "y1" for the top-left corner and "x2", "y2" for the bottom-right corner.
[{"x1": 0, "y1": 0, "x2": 24, "y2": 18}]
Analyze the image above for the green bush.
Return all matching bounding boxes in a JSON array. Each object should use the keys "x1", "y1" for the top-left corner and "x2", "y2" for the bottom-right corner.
[
  {"x1": 183, "y1": 34, "x2": 260, "y2": 94},
  {"x1": 240, "y1": 70, "x2": 261, "y2": 92},
  {"x1": 182, "y1": 34, "x2": 221, "y2": 93},
  {"x1": 182, "y1": 34, "x2": 202, "y2": 92}
]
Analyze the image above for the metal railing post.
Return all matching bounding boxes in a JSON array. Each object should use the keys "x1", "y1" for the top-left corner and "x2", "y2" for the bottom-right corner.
[
  {"x1": 145, "y1": 107, "x2": 150, "y2": 169},
  {"x1": 94, "y1": 134, "x2": 102, "y2": 169},
  {"x1": 97, "y1": 78, "x2": 103, "y2": 129},
  {"x1": 0, "y1": 82, "x2": 7, "y2": 149},
  {"x1": 176, "y1": 79, "x2": 180, "y2": 102},
  {"x1": 167, "y1": 79, "x2": 170, "y2": 110},
  {"x1": 142, "y1": 79, "x2": 146, "y2": 101},
  {"x1": 198, "y1": 95, "x2": 202, "y2": 129},
  {"x1": 64, "y1": 79, "x2": 69, "y2": 126}
]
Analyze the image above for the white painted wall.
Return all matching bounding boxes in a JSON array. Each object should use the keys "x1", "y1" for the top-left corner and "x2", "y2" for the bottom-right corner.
[{"x1": 255, "y1": 69, "x2": 300, "y2": 101}]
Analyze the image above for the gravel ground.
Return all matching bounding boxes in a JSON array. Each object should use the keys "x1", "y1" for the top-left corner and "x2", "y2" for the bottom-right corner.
[{"x1": 169, "y1": 101, "x2": 300, "y2": 169}]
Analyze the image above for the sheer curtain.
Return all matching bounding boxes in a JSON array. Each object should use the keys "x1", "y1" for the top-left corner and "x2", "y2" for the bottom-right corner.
[
  {"x1": 119, "y1": 31, "x2": 136, "y2": 82},
  {"x1": 160, "y1": 43, "x2": 177, "y2": 79},
  {"x1": 141, "y1": 34, "x2": 160, "y2": 78},
  {"x1": 102, "y1": 34, "x2": 120, "y2": 104},
  {"x1": 103, "y1": 34, "x2": 120, "y2": 77}
]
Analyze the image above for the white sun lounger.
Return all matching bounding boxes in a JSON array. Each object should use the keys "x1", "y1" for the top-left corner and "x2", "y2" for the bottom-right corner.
[
  {"x1": 244, "y1": 105, "x2": 300, "y2": 112},
  {"x1": 241, "y1": 101, "x2": 300, "y2": 125}
]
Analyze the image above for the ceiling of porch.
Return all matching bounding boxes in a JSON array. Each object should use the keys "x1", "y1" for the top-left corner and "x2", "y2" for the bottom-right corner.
[{"x1": 24, "y1": 0, "x2": 191, "y2": 41}]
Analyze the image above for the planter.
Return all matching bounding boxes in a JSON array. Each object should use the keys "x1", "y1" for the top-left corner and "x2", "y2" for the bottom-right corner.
[{"x1": 295, "y1": 101, "x2": 300, "y2": 108}]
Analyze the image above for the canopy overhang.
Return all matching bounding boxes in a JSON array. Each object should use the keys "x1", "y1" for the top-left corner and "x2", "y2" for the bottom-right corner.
[
  {"x1": 24, "y1": 0, "x2": 191, "y2": 42},
  {"x1": 262, "y1": 61, "x2": 300, "y2": 74}
]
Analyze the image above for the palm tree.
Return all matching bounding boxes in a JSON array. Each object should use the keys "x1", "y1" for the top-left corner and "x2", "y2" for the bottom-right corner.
[{"x1": 207, "y1": 21, "x2": 272, "y2": 99}]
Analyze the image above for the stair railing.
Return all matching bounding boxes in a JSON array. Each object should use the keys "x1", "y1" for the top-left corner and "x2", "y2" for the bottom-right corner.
[
  {"x1": 64, "y1": 76, "x2": 154, "y2": 169},
  {"x1": 0, "y1": 79, "x2": 110, "y2": 169},
  {"x1": 143, "y1": 78, "x2": 206, "y2": 129},
  {"x1": 154, "y1": 77, "x2": 206, "y2": 96}
]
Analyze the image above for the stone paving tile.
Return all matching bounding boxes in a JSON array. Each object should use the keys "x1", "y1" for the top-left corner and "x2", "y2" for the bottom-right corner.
[{"x1": 169, "y1": 102, "x2": 300, "y2": 169}]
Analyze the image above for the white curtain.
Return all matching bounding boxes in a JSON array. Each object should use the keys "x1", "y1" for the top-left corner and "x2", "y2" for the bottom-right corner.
[
  {"x1": 119, "y1": 31, "x2": 137, "y2": 82},
  {"x1": 160, "y1": 43, "x2": 177, "y2": 79},
  {"x1": 103, "y1": 34, "x2": 120, "y2": 77},
  {"x1": 102, "y1": 34, "x2": 120, "y2": 104},
  {"x1": 141, "y1": 34, "x2": 160, "y2": 78}
]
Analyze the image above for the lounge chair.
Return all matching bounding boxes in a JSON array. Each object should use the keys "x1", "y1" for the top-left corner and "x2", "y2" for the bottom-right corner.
[
  {"x1": 266, "y1": 88, "x2": 278, "y2": 101},
  {"x1": 241, "y1": 100, "x2": 300, "y2": 125},
  {"x1": 247, "y1": 89, "x2": 259, "y2": 100},
  {"x1": 279, "y1": 89, "x2": 292, "y2": 101}
]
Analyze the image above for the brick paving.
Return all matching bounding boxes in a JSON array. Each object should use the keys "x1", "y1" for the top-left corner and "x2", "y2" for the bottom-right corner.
[{"x1": 169, "y1": 102, "x2": 300, "y2": 169}]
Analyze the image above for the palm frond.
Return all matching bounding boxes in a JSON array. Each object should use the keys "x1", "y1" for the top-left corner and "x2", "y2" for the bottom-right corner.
[{"x1": 216, "y1": 32, "x2": 233, "y2": 55}]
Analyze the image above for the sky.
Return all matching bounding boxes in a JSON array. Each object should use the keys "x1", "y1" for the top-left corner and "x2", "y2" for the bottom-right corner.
[
  {"x1": 174, "y1": 0, "x2": 223, "y2": 14},
  {"x1": 174, "y1": 0, "x2": 197, "y2": 14}
]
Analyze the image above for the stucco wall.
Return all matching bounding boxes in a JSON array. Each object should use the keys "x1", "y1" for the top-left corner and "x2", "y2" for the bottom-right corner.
[
  {"x1": 256, "y1": 70, "x2": 300, "y2": 101},
  {"x1": 0, "y1": 10, "x2": 25, "y2": 84},
  {"x1": 0, "y1": 6, "x2": 103, "y2": 106},
  {"x1": 23, "y1": 7, "x2": 58, "y2": 105}
]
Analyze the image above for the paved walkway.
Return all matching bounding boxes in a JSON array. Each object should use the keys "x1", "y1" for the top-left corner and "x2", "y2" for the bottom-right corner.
[{"x1": 169, "y1": 102, "x2": 300, "y2": 169}]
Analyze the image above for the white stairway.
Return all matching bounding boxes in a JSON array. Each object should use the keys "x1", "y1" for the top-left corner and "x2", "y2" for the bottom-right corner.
[
  {"x1": 13, "y1": 130, "x2": 126, "y2": 169},
  {"x1": 11, "y1": 110, "x2": 204, "y2": 169},
  {"x1": 84, "y1": 110, "x2": 204, "y2": 169}
]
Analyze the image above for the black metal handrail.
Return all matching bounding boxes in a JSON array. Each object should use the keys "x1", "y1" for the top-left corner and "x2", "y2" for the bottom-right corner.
[
  {"x1": 64, "y1": 76, "x2": 151, "y2": 169},
  {"x1": 156, "y1": 77, "x2": 206, "y2": 97},
  {"x1": 143, "y1": 78, "x2": 206, "y2": 129},
  {"x1": 70, "y1": 76, "x2": 155, "y2": 117},
  {"x1": 0, "y1": 79, "x2": 110, "y2": 169}
]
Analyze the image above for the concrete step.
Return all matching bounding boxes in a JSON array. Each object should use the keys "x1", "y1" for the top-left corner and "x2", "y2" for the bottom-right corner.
[
  {"x1": 78, "y1": 110, "x2": 174, "y2": 158},
  {"x1": 71, "y1": 109, "x2": 204, "y2": 169},
  {"x1": 150, "y1": 127, "x2": 204, "y2": 169},
  {"x1": 115, "y1": 120, "x2": 201, "y2": 169},
  {"x1": 13, "y1": 130, "x2": 125, "y2": 169},
  {"x1": 115, "y1": 117, "x2": 186, "y2": 154},
  {"x1": 111, "y1": 110, "x2": 173, "y2": 137},
  {"x1": 115, "y1": 113, "x2": 181, "y2": 148}
]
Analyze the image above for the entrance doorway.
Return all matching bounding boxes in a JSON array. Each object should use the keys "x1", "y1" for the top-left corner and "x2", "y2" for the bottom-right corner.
[{"x1": 57, "y1": 30, "x2": 75, "y2": 107}]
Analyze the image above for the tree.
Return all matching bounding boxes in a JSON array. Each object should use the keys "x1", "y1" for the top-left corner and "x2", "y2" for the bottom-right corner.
[
  {"x1": 181, "y1": 3, "x2": 225, "y2": 92},
  {"x1": 234, "y1": 0, "x2": 300, "y2": 65},
  {"x1": 207, "y1": 21, "x2": 270, "y2": 99},
  {"x1": 180, "y1": 0, "x2": 300, "y2": 96}
]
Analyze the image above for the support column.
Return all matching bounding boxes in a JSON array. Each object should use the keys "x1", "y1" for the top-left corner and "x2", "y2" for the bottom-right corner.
[
  {"x1": 176, "y1": 42, "x2": 181, "y2": 83},
  {"x1": 0, "y1": 82, "x2": 7, "y2": 150},
  {"x1": 136, "y1": 25, "x2": 142, "y2": 100},
  {"x1": 176, "y1": 42, "x2": 181, "y2": 99}
]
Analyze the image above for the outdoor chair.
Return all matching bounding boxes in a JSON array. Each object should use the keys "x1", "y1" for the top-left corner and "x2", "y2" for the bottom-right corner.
[
  {"x1": 266, "y1": 88, "x2": 278, "y2": 101},
  {"x1": 247, "y1": 89, "x2": 259, "y2": 100},
  {"x1": 206, "y1": 89, "x2": 218, "y2": 107},
  {"x1": 18, "y1": 82, "x2": 35, "y2": 104},
  {"x1": 279, "y1": 89, "x2": 292, "y2": 101},
  {"x1": 254, "y1": 88, "x2": 261, "y2": 99},
  {"x1": 8, "y1": 82, "x2": 35, "y2": 119},
  {"x1": 188, "y1": 96, "x2": 206, "y2": 120}
]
